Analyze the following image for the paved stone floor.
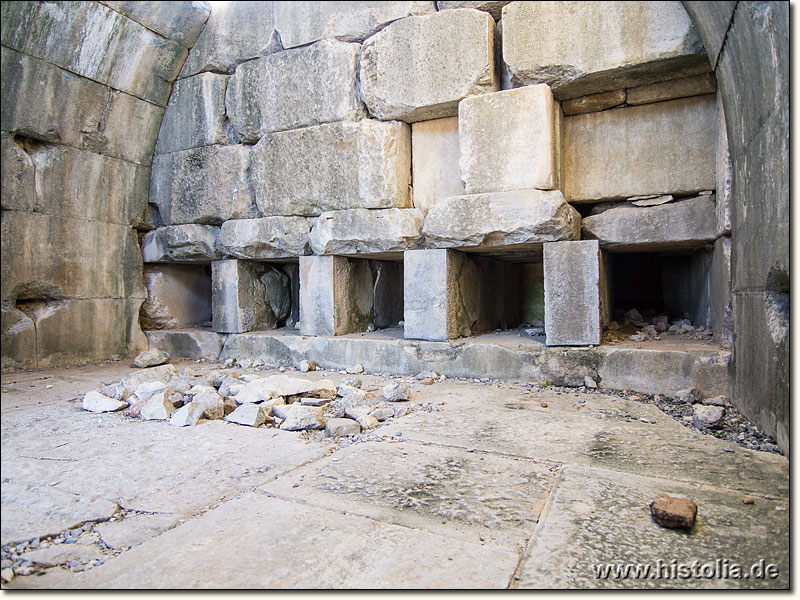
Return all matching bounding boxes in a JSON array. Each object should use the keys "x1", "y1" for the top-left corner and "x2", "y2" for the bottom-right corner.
[{"x1": 0, "y1": 360, "x2": 789, "y2": 589}]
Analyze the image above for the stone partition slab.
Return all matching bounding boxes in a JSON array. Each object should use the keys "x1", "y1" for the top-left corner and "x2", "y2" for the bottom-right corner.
[
  {"x1": 181, "y1": 1, "x2": 279, "y2": 78},
  {"x1": 141, "y1": 265, "x2": 212, "y2": 331},
  {"x1": 212, "y1": 260, "x2": 288, "y2": 333},
  {"x1": 411, "y1": 117, "x2": 464, "y2": 215},
  {"x1": 145, "y1": 330, "x2": 225, "y2": 361},
  {"x1": 154, "y1": 73, "x2": 232, "y2": 155},
  {"x1": 715, "y1": 93, "x2": 732, "y2": 236},
  {"x1": 360, "y1": 9, "x2": 498, "y2": 122},
  {"x1": 251, "y1": 120, "x2": 411, "y2": 216},
  {"x1": 437, "y1": 2, "x2": 511, "y2": 20},
  {"x1": 142, "y1": 225, "x2": 221, "y2": 263},
  {"x1": 150, "y1": 145, "x2": 257, "y2": 225},
  {"x1": 563, "y1": 95, "x2": 717, "y2": 202},
  {"x1": 309, "y1": 208, "x2": 424, "y2": 257},
  {"x1": 422, "y1": 189, "x2": 580, "y2": 251},
  {"x1": 219, "y1": 217, "x2": 311, "y2": 260},
  {"x1": 1, "y1": 0, "x2": 186, "y2": 106},
  {"x1": 581, "y1": 196, "x2": 716, "y2": 251},
  {"x1": 543, "y1": 240, "x2": 608, "y2": 346},
  {"x1": 226, "y1": 39, "x2": 365, "y2": 142},
  {"x1": 99, "y1": 1, "x2": 211, "y2": 47},
  {"x1": 710, "y1": 236, "x2": 732, "y2": 343},
  {"x1": 1, "y1": 211, "x2": 145, "y2": 302},
  {"x1": 1, "y1": 48, "x2": 164, "y2": 165},
  {"x1": 502, "y1": 1, "x2": 710, "y2": 99},
  {"x1": 403, "y1": 249, "x2": 450, "y2": 341},
  {"x1": 459, "y1": 85, "x2": 560, "y2": 194},
  {"x1": 626, "y1": 72, "x2": 716, "y2": 106},
  {"x1": 274, "y1": 2, "x2": 435, "y2": 49}
]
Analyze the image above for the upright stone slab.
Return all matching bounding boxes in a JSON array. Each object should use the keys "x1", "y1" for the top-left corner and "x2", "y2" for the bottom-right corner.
[
  {"x1": 502, "y1": 1, "x2": 710, "y2": 98},
  {"x1": 226, "y1": 40, "x2": 365, "y2": 142},
  {"x1": 459, "y1": 85, "x2": 560, "y2": 194},
  {"x1": 309, "y1": 208, "x2": 424, "y2": 257},
  {"x1": 404, "y1": 249, "x2": 450, "y2": 341},
  {"x1": 212, "y1": 260, "x2": 287, "y2": 333},
  {"x1": 141, "y1": 225, "x2": 221, "y2": 263},
  {"x1": 360, "y1": 9, "x2": 498, "y2": 122},
  {"x1": 710, "y1": 236, "x2": 732, "y2": 343},
  {"x1": 563, "y1": 95, "x2": 716, "y2": 202},
  {"x1": 218, "y1": 217, "x2": 311, "y2": 260},
  {"x1": 251, "y1": 120, "x2": 411, "y2": 216},
  {"x1": 543, "y1": 240, "x2": 609, "y2": 346},
  {"x1": 411, "y1": 117, "x2": 464, "y2": 214}
]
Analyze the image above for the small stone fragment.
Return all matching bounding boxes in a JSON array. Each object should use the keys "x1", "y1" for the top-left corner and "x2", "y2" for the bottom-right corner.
[
  {"x1": 630, "y1": 194, "x2": 674, "y2": 207},
  {"x1": 583, "y1": 376, "x2": 597, "y2": 389},
  {"x1": 1, "y1": 568, "x2": 14, "y2": 583},
  {"x1": 133, "y1": 380, "x2": 167, "y2": 400},
  {"x1": 419, "y1": 377, "x2": 435, "y2": 386},
  {"x1": 299, "y1": 360, "x2": 316, "y2": 373},
  {"x1": 140, "y1": 392, "x2": 175, "y2": 421},
  {"x1": 383, "y1": 381, "x2": 410, "y2": 402},
  {"x1": 357, "y1": 414, "x2": 379, "y2": 430},
  {"x1": 370, "y1": 407, "x2": 395, "y2": 421},
  {"x1": 340, "y1": 376, "x2": 362, "y2": 389},
  {"x1": 743, "y1": 497, "x2": 755, "y2": 505},
  {"x1": 539, "y1": 401, "x2": 549, "y2": 408},
  {"x1": 192, "y1": 391, "x2": 224, "y2": 420},
  {"x1": 299, "y1": 397, "x2": 332, "y2": 407},
  {"x1": 673, "y1": 389, "x2": 702, "y2": 405},
  {"x1": 82, "y1": 391, "x2": 127, "y2": 413},
  {"x1": 133, "y1": 348, "x2": 170, "y2": 368},
  {"x1": 649, "y1": 494, "x2": 697, "y2": 529},
  {"x1": 272, "y1": 404, "x2": 326, "y2": 431},
  {"x1": 325, "y1": 418, "x2": 361, "y2": 437},
  {"x1": 225, "y1": 403, "x2": 269, "y2": 427},
  {"x1": 703, "y1": 395, "x2": 730, "y2": 407},
  {"x1": 346, "y1": 364, "x2": 365, "y2": 374},
  {"x1": 168, "y1": 402, "x2": 204, "y2": 427},
  {"x1": 693, "y1": 405, "x2": 725, "y2": 429}
]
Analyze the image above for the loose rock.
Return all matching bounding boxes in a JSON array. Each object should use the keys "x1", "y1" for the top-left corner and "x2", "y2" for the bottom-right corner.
[
  {"x1": 225, "y1": 403, "x2": 269, "y2": 427},
  {"x1": 325, "y1": 417, "x2": 361, "y2": 437},
  {"x1": 383, "y1": 381, "x2": 410, "y2": 402},
  {"x1": 139, "y1": 392, "x2": 175, "y2": 421},
  {"x1": 346, "y1": 363, "x2": 364, "y2": 374},
  {"x1": 272, "y1": 404, "x2": 325, "y2": 431},
  {"x1": 649, "y1": 494, "x2": 697, "y2": 529},
  {"x1": 693, "y1": 405, "x2": 725, "y2": 430},
  {"x1": 673, "y1": 389, "x2": 702, "y2": 405},
  {"x1": 82, "y1": 391, "x2": 127, "y2": 413},
  {"x1": 133, "y1": 348, "x2": 169, "y2": 368},
  {"x1": 299, "y1": 360, "x2": 316, "y2": 373},
  {"x1": 370, "y1": 407, "x2": 395, "y2": 422},
  {"x1": 168, "y1": 402, "x2": 204, "y2": 427}
]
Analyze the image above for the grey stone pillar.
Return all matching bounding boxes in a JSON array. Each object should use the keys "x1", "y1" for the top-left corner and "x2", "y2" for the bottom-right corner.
[{"x1": 212, "y1": 259, "x2": 275, "y2": 333}]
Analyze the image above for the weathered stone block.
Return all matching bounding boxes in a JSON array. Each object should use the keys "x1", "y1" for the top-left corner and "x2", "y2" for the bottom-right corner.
[
  {"x1": 360, "y1": 9, "x2": 498, "y2": 122},
  {"x1": 180, "y1": 1, "x2": 279, "y2": 78},
  {"x1": 219, "y1": 217, "x2": 311, "y2": 260},
  {"x1": 141, "y1": 225, "x2": 221, "y2": 263},
  {"x1": 150, "y1": 145, "x2": 257, "y2": 225},
  {"x1": 626, "y1": 72, "x2": 716, "y2": 105},
  {"x1": 543, "y1": 240, "x2": 610, "y2": 346},
  {"x1": 145, "y1": 330, "x2": 224, "y2": 361},
  {"x1": 274, "y1": 2, "x2": 435, "y2": 48},
  {"x1": 309, "y1": 209, "x2": 423, "y2": 257},
  {"x1": 251, "y1": 120, "x2": 411, "y2": 216},
  {"x1": 459, "y1": 85, "x2": 560, "y2": 194},
  {"x1": 99, "y1": 1, "x2": 210, "y2": 47},
  {"x1": 212, "y1": 260, "x2": 290, "y2": 333},
  {"x1": 1, "y1": 306, "x2": 36, "y2": 370},
  {"x1": 715, "y1": 93, "x2": 732, "y2": 236},
  {"x1": 403, "y1": 249, "x2": 452, "y2": 341},
  {"x1": 140, "y1": 265, "x2": 212, "y2": 330},
  {"x1": 226, "y1": 39, "x2": 365, "y2": 142},
  {"x1": 437, "y1": 1, "x2": 511, "y2": 20},
  {"x1": 0, "y1": 132, "x2": 36, "y2": 212},
  {"x1": 581, "y1": 196, "x2": 716, "y2": 251},
  {"x1": 502, "y1": 1, "x2": 710, "y2": 99},
  {"x1": 710, "y1": 236, "x2": 732, "y2": 344},
  {"x1": 563, "y1": 95, "x2": 717, "y2": 202},
  {"x1": 561, "y1": 90, "x2": 626, "y2": 116},
  {"x1": 154, "y1": 73, "x2": 232, "y2": 155},
  {"x1": 422, "y1": 189, "x2": 580, "y2": 251},
  {"x1": 411, "y1": 117, "x2": 464, "y2": 214},
  {"x1": 1, "y1": 48, "x2": 163, "y2": 165}
]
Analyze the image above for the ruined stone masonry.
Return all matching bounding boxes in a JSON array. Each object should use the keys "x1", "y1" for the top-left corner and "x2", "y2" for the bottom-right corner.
[{"x1": 0, "y1": 1, "x2": 789, "y2": 455}]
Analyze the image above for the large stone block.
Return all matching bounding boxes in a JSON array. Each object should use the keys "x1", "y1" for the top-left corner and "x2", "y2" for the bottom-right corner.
[
  {"x1": 150, "y1": 145, "x2": 257, "y2": 225},
  {"x1": 274, "y1": 2, "x2": 435, "y2": 48},
  {"x1": 2, "y1": 0, "x2": 187, "y2": 106},
  {"x1": 422, "y1": 189, "x2": 580, "y2": 251},
  {"x1": 309, "y1": 209, "x2": 423, "y2": 257},
  {"x1": 251, "y1": 120, "x2": 411, "y2": 216},
  {"x1": 180, "y1": 1, "x2": 279, "y2": 78},
  {"x1": 0, "y1": 132, "x2": 36, "y2": 212},
  {"x1": 154, "y1": 73, "x2": 232, "y2": 155},
  {"x1": 437, "y1": 2, "x2": 511, "y2": 20},
  {"x1": 213, "y1": 260, "x2": 291, "y2": 333},
  {"x1": 1, "y1": 47, "x2": 163, "y2": 165},
  {"x1": 563, "y1": 95, "x2": 716, "y2": 202},
  {"x1": 226, "y1": 39, "x2": 365, "y2": 142},
  {"x1": 99, "y1": 1, "x2": 210, "y2": 47},
  {"x1": 141, "y1": 225, "x2": 221, "y2": 263},
  {"x1": 502, "y1": 1, "x2": 710, "y2": 99},
  {"x1": 1, "y1": 211, "x2": 145, "y2": 302},
  {"x1": 581, "y1": 196, "x2": 716, "y2": 251},
  {"x1": 543, "y1": 240, "x2": 609, "y2": 346},
  {"x1": 145, "y1": 330, "x2": 224, "y2": 362},
  {"x1": 1, "y1": 306, "x2": 36, "y2": 370},
  {"x1": 411, "y1": 117, "x2": 464, "y2": 214},
  {"x1": 219, "y1": 217, "x2": 311, "y2": 260},
  {"x1": 140, "y1": 265, "x2": 212, "y2": 330},
  {"x1": 710, "y1": 236, "x2": 732, "y2": 343},
  {"x1": 459, "y1": 85, "x2": 560, "y2": 194},
  {"x1": 360, "y1": 9, "x2": 498, "y2": 122}
]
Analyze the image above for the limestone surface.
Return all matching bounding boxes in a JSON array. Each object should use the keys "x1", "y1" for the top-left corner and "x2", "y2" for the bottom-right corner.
[
  {"x1": 226, "y1": 40, "x2": 365, "y2": 142},
  {"x1": 561, "y1": 90, "x2": 626, "y2": 116},
  {"x1": 626, "y1": 72, "x2": 716, "y2": 106},
  {"x1": 212, "y1": 260, "x2": 287, "y2": 333},
  {"x1": 410, "y1": 117, "x2": 464, "y2": 214},
  {"x1": 502, "y1": 1, "x2": 709, "y2": 98},
  {"x1": 140, "y1": 265, "x2": 212, "y2": 331},
  {"x1": 225, "y1": 403, "x2": 269, "y2": 427},
  {"x1": 459, "y1": 85, "x2": 560, "y2": 194},
  {"x1": 82, "y1": 391, "x2": 127, "y2": 413},
  {"x1": 218, "y1": 217, "x2": 311, "y2": 260},
  {"x1": 437, "y1": 1, "x2": 511, "y2": 20},
  {"x1": 146, "y1": 330, "x2": 223, "y2": 361},
  {"x1": 309, "y1": 208, "x2": 424, "y2": 256},
  {"x1": 251, "y1": 120, "x2": 411, "y2": 216},
  {"x1": 360, "y1": 9, "x2": 498, "y2": 122},
  {"x1": 98, "y1": 1, "x2": 211, "y2": 47},
  {"x1": 141, "y1": 225, "x2": 221, "y2": 263}
]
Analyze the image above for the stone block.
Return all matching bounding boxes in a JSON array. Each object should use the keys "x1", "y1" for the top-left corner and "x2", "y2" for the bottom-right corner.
[
  {"x1": 459, "y1": 85, "x2": 560, "y2": 194},
  {"x1": 561, "y1": 90, "x2": 626, "y2": 116},
  {"x1": 154, "y1": 73, "x2": 232, "y2": 155},
  {"x1": 251, "y1": 120, "x2": 411, "y2": 216},
  {"x1": 0, "y1": 132, "x2": 36, "y2": 212},
  {"x1": 145, "y1": 330, "x2": 224, "y2": 361},
  {"x1": 1, "y1": 47, "x2": 163, "y2": 165},
  {"x1": 360, "y1": 9, "x2": 498, "y2": 122},
  {"x1": 411, "y1": 117, "x2": 464, "y2": 214},
  {"x1": 2, "y1": 0, "x2": 186, "y2": 106},
  {"x1": 502, "y1": 1, "x2": 710, "y2": 99},
  {"x1": 402, "y1": 249, "x2": 453, "y2": 341},
  {"x1": 274, "y1": 1, "x2": 435, "y2": 48},
  {"x1": 180, "y1": 1, "x2": 279, "y2": 78},
  {"x1": 543, "y1": 240, "x2": 609, "y2": 346},
  {"x1": 626, "y1": 72, "x2": 716, "y2": 105},
  {"x1": 682, "y1": 1, "x2": 737, "y2": 68},
  {"x1": 581, "y1": 196, "x2": 716, "y2": 251},
  {"x1": 309, "y1": 208, "x2": 424, "y2": 257},
  {"x1": 710, "y1": 236, "x2": 732, "y2": 343},
  {"x1": 1, "y1": 306, "x2": 36, "y2": 370},
  {"x1": 437, "y1": 1, "x2": 511, "y2": 20},
  {"x1": 212, "y1": 260, "x2": 292, "y2": 333},
  {"x1": 141, "y1": 225, "x2": 221, "y2": 263},
  {"x1": 140, "y1": 265, "x2": 212, "y2": 330},
  {"x1": 219, "y1": 217, "x2": 311, "y2": 260},
  {"x1": 150, "y1": 145, "x2": 257, "y2": 225},
  {"x1": 563, "y1": 95, "x2": 717, "y2": 202},
  {"x1": 99, "y1": 1, "x2": 211, "y2": 47},
  {"x1": 715, "y1": 93, "x2": 732, "y2": 236},
  {"x1": 422, "y1": 189, "x2": 580, "y2": 251},
  {"x1": 226, "y1": 39, "x2": 365, "y2": 142}
]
